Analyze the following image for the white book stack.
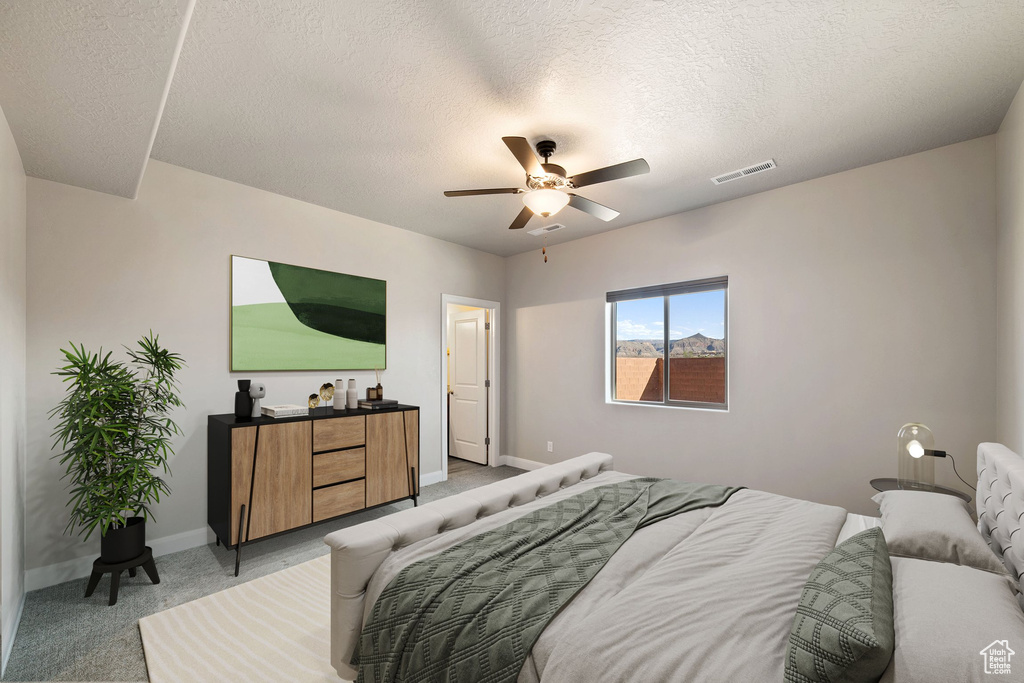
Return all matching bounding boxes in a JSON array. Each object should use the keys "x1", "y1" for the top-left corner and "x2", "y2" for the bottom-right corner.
[{"x1": 261, "y1": 404, "x2": 308, "y2": 418}]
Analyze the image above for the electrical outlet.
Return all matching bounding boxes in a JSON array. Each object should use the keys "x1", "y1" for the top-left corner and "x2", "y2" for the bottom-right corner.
[{"x1": 547, "y1": 441, "x2": 553, "y2": 453}]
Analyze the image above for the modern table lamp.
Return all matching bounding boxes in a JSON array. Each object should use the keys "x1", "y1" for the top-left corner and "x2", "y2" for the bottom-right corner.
[
  {"x1": 898, "y1": 423, "x2": 936, "y2": 489},
  {"x1": 897, "y1": 422, "x2": 950, "y2": 490}
]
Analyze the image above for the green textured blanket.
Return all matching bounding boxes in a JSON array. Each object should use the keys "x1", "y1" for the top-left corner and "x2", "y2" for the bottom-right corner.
[{"x1": 354, "y1": 478, "x2": 743, "y2": 683}]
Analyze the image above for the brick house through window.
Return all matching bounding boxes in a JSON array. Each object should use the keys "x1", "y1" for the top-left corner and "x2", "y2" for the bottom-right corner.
[{"x1": 608, "y1": 277, "x2": 728, "y2": 409}]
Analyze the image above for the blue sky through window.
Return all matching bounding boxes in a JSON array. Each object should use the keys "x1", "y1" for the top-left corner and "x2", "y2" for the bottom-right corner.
[{"x1": 615, "y1": 290, "x2": 725, "y2": 341}]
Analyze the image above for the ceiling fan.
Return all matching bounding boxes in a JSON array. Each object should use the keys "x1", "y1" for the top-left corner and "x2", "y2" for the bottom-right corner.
[{"x1": 444, "y1": 137, "x2": 650, "y2": 230}]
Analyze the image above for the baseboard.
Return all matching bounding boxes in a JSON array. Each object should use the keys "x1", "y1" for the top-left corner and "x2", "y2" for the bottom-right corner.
[
  {"x1": 1, "y1": 589, "x2": 26, "y2": 676},
  {"x1": 420, "y1": 470, "x2": 444, "y2": 487},
  {"x1": 25, "y1": 471, "x2": 449, "y2": 591},
  {"x1": 497, "y1": 455, "x2": 547, "y2": 471},
  {"x1": 25, "y1": 526, "x2": 210, "y2": 592}
]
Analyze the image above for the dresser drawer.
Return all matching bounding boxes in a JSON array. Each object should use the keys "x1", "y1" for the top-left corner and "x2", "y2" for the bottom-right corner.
[
  {"x1": 313, "y1": 416, "x2": 365, "y2": 452},
  {"x1": 313, "y1": 480, "x2": 365, "y2": 522},
  {"x1": 313, "y1": 448, "x2": 365, "y2": 488}
]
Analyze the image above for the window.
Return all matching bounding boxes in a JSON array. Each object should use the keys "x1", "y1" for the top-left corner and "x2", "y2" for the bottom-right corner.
[{"x1": 608, "y1": 276, "x2": 728, "y2": 409}]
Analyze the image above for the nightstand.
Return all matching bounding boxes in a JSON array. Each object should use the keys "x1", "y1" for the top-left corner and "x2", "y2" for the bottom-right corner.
[{"x1": 870, "y1": 477, "x2": 972, "y2": 504}]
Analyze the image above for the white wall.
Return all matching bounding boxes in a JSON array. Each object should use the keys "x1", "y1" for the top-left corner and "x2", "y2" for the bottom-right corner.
[
  {"x1": 0, "y1": 103, "x2": 27, "y2": 673},
  {"x1": 15, "y1": 127, "x2": 1008, "y2": 586},
  {"x1": 996, "y1": 80, "x2": 1024, "y2": 453},
  {"x1": 505, "y1": 137, "x2": 997, "y2": 515},
  {"x1": 25, "y1": 160, "x2": 505, "y2": 585}
]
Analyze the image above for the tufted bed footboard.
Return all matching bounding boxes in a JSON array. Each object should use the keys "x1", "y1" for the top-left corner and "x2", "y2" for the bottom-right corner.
[{"x1": 322, "y1": 452, "x2": 614, "y2": 680}]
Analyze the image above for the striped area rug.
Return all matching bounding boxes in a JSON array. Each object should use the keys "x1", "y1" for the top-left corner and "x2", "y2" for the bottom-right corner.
[{"x1": 139, "y1": 555, "x2": 349, "y2": 682}]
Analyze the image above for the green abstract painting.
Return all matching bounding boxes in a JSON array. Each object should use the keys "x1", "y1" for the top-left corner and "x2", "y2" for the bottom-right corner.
[{"x1": 231, "y1": 256, "x2": 386, "y2": 371}]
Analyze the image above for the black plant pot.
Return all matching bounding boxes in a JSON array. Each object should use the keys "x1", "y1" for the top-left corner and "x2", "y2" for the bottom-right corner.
[{"x1": 100, "y1": 516, "x2": 146, "y2": 563}]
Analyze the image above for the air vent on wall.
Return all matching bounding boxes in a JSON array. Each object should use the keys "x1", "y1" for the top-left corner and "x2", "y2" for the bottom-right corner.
[
  {"x1": 711, "y1": 159, "x2": 777, "y2": 185},
  {"x1": 527, "y1": 223, "x2": 567, "y2": 237}
]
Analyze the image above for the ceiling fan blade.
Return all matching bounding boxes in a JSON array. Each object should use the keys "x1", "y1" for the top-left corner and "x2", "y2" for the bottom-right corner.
[
  {"x1": 569, "y1": 158, "x2": 650, "y2": 188},
  {"x1": 568, "y1": 194, "x2": 620, "y2": 222},
  {"x1": 502, "y1": 137, "x2": 545, "y2": 177},
  {"x1": 508, "y1": 206, "x2": 534, "y2": 230},
  {"x1": 444, "y1": 188, "x2": 524, "y2": 197}
]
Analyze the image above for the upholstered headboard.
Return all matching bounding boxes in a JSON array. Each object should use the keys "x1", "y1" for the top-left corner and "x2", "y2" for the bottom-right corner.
[
  {"x1": 977, "y1": 442, "x2": 1024, "y2": 594},
  {"x1": 322, "y1": 452, "x2": 614, "y2": 680}
]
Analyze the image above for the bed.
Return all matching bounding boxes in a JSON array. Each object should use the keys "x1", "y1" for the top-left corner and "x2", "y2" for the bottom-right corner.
[{"x1": 324, "y1": 446, "x2": 1024, "y2": 682}]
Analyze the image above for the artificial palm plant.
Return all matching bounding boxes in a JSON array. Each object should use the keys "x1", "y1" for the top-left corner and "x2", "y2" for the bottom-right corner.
[{"x1": 50, "y1": 332, "x2": 185, "y2": 543}]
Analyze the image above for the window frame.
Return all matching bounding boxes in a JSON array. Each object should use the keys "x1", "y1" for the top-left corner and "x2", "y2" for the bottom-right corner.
[{"x1": 607, "y1": 276, "x2": 729, "y2": 411}]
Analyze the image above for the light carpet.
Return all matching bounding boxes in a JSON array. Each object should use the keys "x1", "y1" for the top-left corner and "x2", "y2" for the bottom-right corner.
[
  {"x1": 3, "y1": 462, "x2": 523, "y2": 682},
  {"x1": 140, "y1": 554, "x2": 344, "y2": 682}
]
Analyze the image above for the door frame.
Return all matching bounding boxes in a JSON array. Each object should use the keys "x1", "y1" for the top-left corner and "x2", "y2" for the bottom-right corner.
[{"x1": 440, "y1": 294, "x2": 500, "y2": 482}]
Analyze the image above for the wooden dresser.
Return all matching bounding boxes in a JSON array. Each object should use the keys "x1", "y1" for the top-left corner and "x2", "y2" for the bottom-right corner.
[{"x1": 208, "y1": 405, "x2": 419, "y2": 574}]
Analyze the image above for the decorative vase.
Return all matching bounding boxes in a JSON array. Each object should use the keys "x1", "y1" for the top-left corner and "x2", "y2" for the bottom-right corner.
[
  {"x1": 249, "y1": 382, "x2": 266, "y2": 418},
  {"x1": 234, "y1": 379, "x2": 252, "y2": 419},
  {"x1": 100, "y1": 516, "x2": 146, "y2": 563},
  {"x1": 334, "y1": 379, "x2": 345, "y2": 410},
  {"x1": 347, "y1": 379, "x2": 358, "y2": 410},
  {"x1": 375, "y1": 383, "x2": 383, "y2": 400}
]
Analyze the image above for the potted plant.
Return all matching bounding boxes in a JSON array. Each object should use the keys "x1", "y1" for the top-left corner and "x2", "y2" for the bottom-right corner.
[{"x1": 50, "y1": 332, "x2": 185, "y2": 563}]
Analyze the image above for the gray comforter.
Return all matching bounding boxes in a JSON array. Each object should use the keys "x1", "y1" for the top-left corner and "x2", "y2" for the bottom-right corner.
[{"x1": 362, "y1": 471, "x2": 847, "y2": 682}]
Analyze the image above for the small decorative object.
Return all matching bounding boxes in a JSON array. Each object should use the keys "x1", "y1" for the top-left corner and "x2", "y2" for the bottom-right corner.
[
  {"x1": 333, "y1": 379, "x2": 346, "y2": 410},
  {"x1": 261, "y1": 404, "x2": 307, "y2": 418},
  {"x1": 234, "y1": 379, "x2": 252, "y2": 419},
  {"x1": 320, "y1": 382, "x2": 334, "y2": 403},
  {"x1": 375, "y1": 368, "x2": 383, "y2": 401},
  {"x1": 308, "y1": 393, "x2": 321, "y2": 409},
  {"x1": 897, "y1": 423, "x2": 935, "y2": 489},
  {"x1": 358, "y1": 398, "x2": 398, "y2": 410},
  {"x1": 249, "y1": 382, "x2": 266, "y2": 418},
  {"x1": 366, "y1": 386, "x2": 378, "y2": 401},
  {"x1": 346, "y1": 379, "x2": 358, "y2": 410}
]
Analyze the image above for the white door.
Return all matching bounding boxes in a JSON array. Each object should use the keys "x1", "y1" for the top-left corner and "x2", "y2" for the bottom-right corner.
[{"x1": 449, "y1": 307, "x2": 488, "y2": 464}]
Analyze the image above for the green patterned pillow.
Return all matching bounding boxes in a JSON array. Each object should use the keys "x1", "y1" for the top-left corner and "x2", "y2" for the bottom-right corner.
[{"x1": 784, "y1": 528, "x2": 894, "y2": 683}]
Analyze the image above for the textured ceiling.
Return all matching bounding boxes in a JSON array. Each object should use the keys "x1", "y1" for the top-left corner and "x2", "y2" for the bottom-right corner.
[
  {"x1": 150, "y1": 0, "x2": 1024, "y2": 255},
  {"x1": 2, "y1": 2, "x2": 1023, "y2": 255},
  {"x1": 0, "y1": 0, "x2": 193, "y2": 197}
]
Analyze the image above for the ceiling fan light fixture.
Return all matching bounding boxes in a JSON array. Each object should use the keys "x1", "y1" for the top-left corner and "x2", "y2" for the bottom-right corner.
[
  {"x1": 443, "y1": 135, "x2": 648, "y2": 230},
  {"x1": 523, "y1": 188, "x2": 569, "y2": 217}
]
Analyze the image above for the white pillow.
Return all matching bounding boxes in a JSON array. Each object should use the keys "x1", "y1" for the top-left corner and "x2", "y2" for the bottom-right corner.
[
  {"x1": 872, "y1": 490, "x2": 1008, "y2": 575},
  {"x1": 882, "y1": 557, "x2": 1024, "y2": 682}
]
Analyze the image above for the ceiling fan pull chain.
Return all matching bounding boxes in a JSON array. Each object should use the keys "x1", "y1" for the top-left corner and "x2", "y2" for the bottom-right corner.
[{"x1": 542, "y1": 237, "x2": 548, "y2": 263}]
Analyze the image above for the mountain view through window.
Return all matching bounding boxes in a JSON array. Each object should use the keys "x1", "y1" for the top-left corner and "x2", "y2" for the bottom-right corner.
[{"x1": 613, "y1": 287, "x2": 726, "y2": 406}]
